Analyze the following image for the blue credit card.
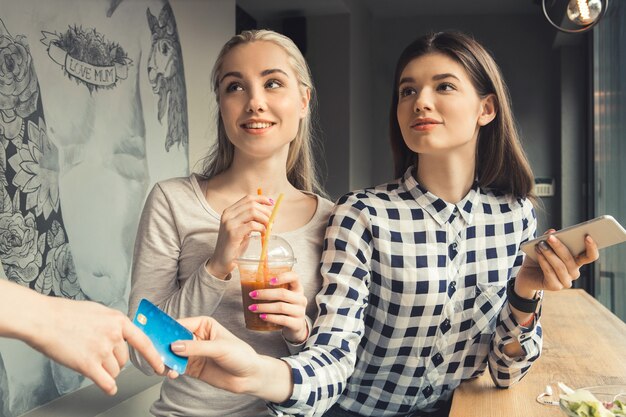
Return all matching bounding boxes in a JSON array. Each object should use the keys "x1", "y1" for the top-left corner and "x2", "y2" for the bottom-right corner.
[{"x1": 133, "y1": 298, "x2": 193, "y2": 374}]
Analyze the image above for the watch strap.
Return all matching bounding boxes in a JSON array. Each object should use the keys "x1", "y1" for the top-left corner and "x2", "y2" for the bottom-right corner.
[{"x1": 507, "y1": 278, "x2": 539, "y2": 313}]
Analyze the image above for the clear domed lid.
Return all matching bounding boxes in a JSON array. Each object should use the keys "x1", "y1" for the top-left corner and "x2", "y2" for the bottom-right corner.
[{"x1": 236, "y1": 233, "x2": 295, "y2": 266}]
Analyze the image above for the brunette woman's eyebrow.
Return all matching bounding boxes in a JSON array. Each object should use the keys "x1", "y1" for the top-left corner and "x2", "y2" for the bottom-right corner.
[
  {"x1": 399, "y1": 72, "x2": 460, "y2": 86},
  {"x1": 432, "y1": 73, "x2": 460, "y2": 81}
]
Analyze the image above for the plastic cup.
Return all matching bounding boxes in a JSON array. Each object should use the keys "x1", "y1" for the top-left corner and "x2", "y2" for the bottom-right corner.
[{"x1": 235, "y1": 234, "x2": 295, "y2": 331}]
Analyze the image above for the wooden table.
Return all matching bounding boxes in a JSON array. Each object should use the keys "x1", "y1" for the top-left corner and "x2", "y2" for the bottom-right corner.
[{"x1": 450, "y1": 289, "x2": 626, "y2": 416}]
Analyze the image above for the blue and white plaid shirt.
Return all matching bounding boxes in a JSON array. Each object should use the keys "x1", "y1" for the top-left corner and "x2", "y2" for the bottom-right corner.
[{"x1": 270, "y1": 167, "x2": 543, "y2": 417}]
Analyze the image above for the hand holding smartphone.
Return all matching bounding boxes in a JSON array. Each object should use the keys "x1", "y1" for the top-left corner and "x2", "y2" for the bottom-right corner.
[
  {"x1": 133, "y1": 299, "x2": 193, "y2": 374},
  {"x1": 521, "y1": 215, "x2": 626, "y2": 262}
]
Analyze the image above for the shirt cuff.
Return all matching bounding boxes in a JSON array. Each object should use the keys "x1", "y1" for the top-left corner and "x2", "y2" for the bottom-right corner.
[
  {"x1": 197, "y1": 258, "x2": 232, "y2": 289},
  {"x1": 269, "y1": 357, "x2": 312, "y2": 412},
  {"x1": 283, "y1": 316, "x2": 312, "y2": 355},
  {"x1": 496, "y1": 303, "x2": 541, "y2": 359}
]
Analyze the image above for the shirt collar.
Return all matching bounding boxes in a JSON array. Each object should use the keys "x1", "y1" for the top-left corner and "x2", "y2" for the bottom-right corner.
[{"x1": 401, "y1": 166, "x2": 479, "y2": 226}]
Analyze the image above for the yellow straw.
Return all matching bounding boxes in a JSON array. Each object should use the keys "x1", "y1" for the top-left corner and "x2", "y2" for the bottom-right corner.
[
  {"x1": 256, "y1": 193, "x2": 284, "y2": 279},
  {"x1": 257, "y1": 188, "x2": 265, "y2": 242},
  {"x1": 256, "y1": 188, "x2": 266, "y2": 280}
]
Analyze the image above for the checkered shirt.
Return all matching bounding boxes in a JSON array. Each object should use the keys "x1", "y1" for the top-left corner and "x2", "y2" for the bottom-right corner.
[{"x1": 269, "y1": 167, "x2": 543, "y2": 417}]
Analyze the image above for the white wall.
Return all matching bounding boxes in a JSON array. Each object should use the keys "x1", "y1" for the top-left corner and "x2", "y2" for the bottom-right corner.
[{"x1": 171, "y1": 0, "x2": 235, "y2": 173}]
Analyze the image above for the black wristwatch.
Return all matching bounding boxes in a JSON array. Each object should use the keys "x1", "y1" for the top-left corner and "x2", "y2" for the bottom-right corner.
[{"x1": 506, "y1": 278, "x2": 539, "y2": 313}]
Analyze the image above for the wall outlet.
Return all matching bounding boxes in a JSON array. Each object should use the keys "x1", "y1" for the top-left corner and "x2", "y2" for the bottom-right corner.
[{"x1": 534, "y1": 177, "x2": 555, "y2": 197}]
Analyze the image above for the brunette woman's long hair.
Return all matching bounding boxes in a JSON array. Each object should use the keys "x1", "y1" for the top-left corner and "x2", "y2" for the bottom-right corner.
[{"x1": 389, "y1": 31, "x2": 536, "y2": 201}]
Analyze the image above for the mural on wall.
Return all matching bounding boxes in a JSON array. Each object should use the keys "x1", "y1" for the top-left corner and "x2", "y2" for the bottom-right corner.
[
  {"x1": 0, "y1": 18, "x2": 82, "y2": 300},
  {"x1": 40, "y1": 26, "x2": 133, "y2": 93},
  {"x1": 147, "y1": 3, "x2": 189, "y2": 152},
  {"x1": 0, "y1": 0, "x2": 188, "y2": 415}
]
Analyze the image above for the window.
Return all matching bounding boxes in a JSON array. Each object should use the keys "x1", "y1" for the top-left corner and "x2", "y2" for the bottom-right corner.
[{"x1": 592, "y1": 1, "x2": 626, "y2": 320}]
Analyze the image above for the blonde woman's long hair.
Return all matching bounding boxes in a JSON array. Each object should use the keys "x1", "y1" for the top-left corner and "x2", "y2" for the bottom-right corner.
[{"x1": 201, "y1": 30, "x2": 325, "y2": 197}]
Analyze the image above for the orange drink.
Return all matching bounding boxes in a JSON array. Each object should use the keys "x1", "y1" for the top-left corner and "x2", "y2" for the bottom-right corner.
[
  {"x1": 236, "y1": 234, "x2": 295, "y2": 331},
  {"x1": 239, "y1": 264, "x2": 292, "y2": 331}
]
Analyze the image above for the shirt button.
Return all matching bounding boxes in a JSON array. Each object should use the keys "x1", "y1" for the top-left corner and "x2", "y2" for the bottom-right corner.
[
  {"x1": 451, "y1": 242, "x2": 458, "y2": 250},
  {"x1": 440, "y1": 318, "x2": 451, "y2": 334},
  {"x1": 433, "y1": 353, "x2": 443, "y2": 366},
  {"x1": 520, "y1": 334, "x2": 526, "y2": 340},
  {"x1": 448, "y1": 243, "x2": 458, "y2": 260},
  {"x1": 447, "y1": 281, "x2": 457, "y2": 297}
]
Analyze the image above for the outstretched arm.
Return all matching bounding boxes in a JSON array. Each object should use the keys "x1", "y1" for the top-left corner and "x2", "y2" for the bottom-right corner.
[
  {"x1": 171, "y1": 316, "x2": 293, "y2": 403},
  {"x1": 0, "y1": 280, "x2": 165, "y2": 395}
]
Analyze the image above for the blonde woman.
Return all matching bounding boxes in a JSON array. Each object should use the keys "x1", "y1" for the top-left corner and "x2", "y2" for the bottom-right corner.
[{"x1": 128, "y1": 30, "x2": 333, "y2": 417}]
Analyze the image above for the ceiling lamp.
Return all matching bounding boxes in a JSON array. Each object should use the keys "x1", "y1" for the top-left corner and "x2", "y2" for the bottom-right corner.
[{"x1": 542, "y1": 0, "x2": 609, "y2": 33}]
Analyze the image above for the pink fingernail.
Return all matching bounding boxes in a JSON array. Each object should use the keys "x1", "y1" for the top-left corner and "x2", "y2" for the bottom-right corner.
[
  {"x1": 171, "y1": 342, "x2": 185, "y2": 352},
  {"x1": 259, "y1": 314, "x2": 267, "y2": 320},
  {"x1": 248, "y1": 304, "x2": 258, "y2": 311},
  {"x1": 249, "y1": 291, "x2": 258, "y2": 298},
  {"x1": 270, "y1": 277, "x2": 278, "y2": 285},
  {"x1": 269, "y1": 198, "x2": 275, "y2": 204},
  {"x1": 547, "y1": 235, "x2": 557, "y2": 243}
]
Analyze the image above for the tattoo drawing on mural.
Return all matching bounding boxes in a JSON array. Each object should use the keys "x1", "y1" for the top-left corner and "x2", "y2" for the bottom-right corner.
[
  {"x1": 0, "y1": 0, "x2": 190, "y2": 414},
  {"x1": 147, "y1": 3, "x2": 189, "y2": 151},
  {"x1": 40, "y1": 26, "x2": 132, "y2": 93},
  {"x1": 0, "y1": 18, "x2": 84, "y2": 300}
]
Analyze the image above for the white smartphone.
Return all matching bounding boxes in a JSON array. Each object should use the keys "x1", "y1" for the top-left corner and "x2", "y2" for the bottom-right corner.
[{"x1": 521, "y1": 215, "x2": 626, "y2": 262}]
